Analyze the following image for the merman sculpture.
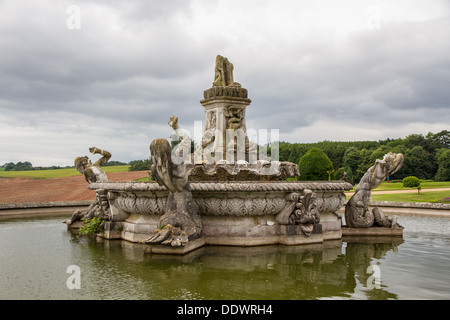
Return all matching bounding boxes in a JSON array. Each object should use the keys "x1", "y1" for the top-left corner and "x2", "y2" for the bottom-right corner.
[
  {"x1": 66, "y1": 147, "x2": 112, "y2": 226},
  {"x1": 74, "y1": 147, "x2": 111, "y2": 183},
  {"x1": 142, "y1": 138, "x2": 202, "y2": 247}
]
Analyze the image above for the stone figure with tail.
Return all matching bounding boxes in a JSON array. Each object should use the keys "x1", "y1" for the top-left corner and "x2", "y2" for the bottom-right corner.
[
  {"x1": 345, "y1": 152, "x2": 404, "y2": 228},
  {"x1": 142, "y1": 138, "x2": 202, "y2": 247},
  {"x1": 66, "y1": 147, "x2": 112, "y2": 226}
]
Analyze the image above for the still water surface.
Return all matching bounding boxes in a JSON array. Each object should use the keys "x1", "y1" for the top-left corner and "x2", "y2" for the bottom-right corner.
[{"x1": 0, "y1": 214, "x2": 449, "y2": 300}]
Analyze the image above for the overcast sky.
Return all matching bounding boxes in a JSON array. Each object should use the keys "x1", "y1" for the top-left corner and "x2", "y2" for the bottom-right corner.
[{"x1": 1, "y1": 0, "x2": 449, "y2": 167}]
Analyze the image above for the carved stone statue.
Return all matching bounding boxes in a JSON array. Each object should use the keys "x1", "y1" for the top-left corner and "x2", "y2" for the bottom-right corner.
[
  {"x1": 276, "y1": 190, "x2": 320, "y2": 236},
  {"x1": 74, "y1": 147, "x2": 111, "y2": 183},
  {"x1": 207, "y1": 111, "x2": 216, "y2": 130},
  {"x1": 224, "y1": 105, "x2": 243, "y2": 130},
  {"x1": 65, "y1": 189, "x2": 111, "y2": 225},
  {"x1": 143, "y1": 138, "x2": 202, "y2": 246},
  {"x1": 66, "y1": 147, "x2": 112, "y2": 226},
  {"x1": 212, "y1": 55, "x2": 241, "y2": 87},
  {"x1": 345, "y1": 152, "x2": 404, "y2": 228}
]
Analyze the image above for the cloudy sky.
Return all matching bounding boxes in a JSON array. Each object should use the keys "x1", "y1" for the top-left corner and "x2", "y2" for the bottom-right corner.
[{"x1": 1, "y1": 0, "x2": 449, "y2": 166}]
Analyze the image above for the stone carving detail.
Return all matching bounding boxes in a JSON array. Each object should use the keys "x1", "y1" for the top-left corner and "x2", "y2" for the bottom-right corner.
[
  {"x1": 345, "y1": 152, "x2": 404, "y2": 228},
  {"x1": 207, "y1": 111, "x2": 216, "y2": 130},
  {"x1": 75, "y1": 147, "x2": 111, "y2": 183},
  {"x1": 224, "y1": 105, "x2": 244, "y2": 130},
  {"x1": 66, "y1": 189, "x2": 111, "y2": 226},
  {"x1": 187, "y1": 161, "x2": 300, "y2": 182},
  {"x1": 195, "y1": 194, "x2": 286, "y2": 216},
  {"x1": 67, "y1": 147, "x2": 112, "y2": 226},
  {"x1": 105, "y1": 187, "x2": 348, "y2": 219},
  {"x1": 276, "y1": 190, "x2": 320, "y2": 236},
  {"x1": 203, "y1": 86, "x2": 249, "y2": 100},
  {"x1": 290, "y1": 190, "x2": 320, "y2": 236},
  {"x1": 90, "y1": 181, "x2": 352, "y2": 218},
  {"x1": 113, "y1": 193, "x2": 167, "y2": 216},
  {"x1": 213, "y1": 55, "x2": 240, "y2": 87},
  {"x1": 142, "y1": 138, "x2": 202, "y2": 247},
  {"x1": 315, "y1": 192, "x2": 347, "y2": 217}
]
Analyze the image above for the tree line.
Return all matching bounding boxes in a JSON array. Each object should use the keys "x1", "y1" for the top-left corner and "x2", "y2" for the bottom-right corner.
[
  {"x1": 276, "y1": 130, "x2": 449, "y2": 183},
  {"x1": 2, "y1": 160, "x2": 128, "y2": 171},
  {"x1": 3, "y1": 130, "x2": 448, "y2": 182}
]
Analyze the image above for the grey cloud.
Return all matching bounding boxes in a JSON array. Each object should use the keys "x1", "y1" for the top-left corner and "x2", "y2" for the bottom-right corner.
[{"x1": 0, "y1": 0, "x2": 449, "y2": 166}]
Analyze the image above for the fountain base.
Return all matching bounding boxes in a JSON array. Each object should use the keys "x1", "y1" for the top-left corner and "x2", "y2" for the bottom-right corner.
[
  {"x1": 342, "y1": 226, "x2": 403, "y2": 237},
  {"x1": 79, "y1": 180, "x2": 354, "y2": 254}
]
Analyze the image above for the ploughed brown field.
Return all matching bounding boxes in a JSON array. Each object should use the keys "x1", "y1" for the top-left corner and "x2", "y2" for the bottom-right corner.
[{"x1": 0, "y1": 171, "x2": 149, "y2": 204}]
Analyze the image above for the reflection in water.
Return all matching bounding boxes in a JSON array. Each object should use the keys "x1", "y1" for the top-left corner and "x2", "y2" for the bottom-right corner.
[
  {"x1": 343, "y1": 238, "x2": 403, "y2": 300},
  {"x1": 1, "y1": 215, "x2": 449, "y2": 300},
  {"x1": 66, "y1": 229, "x2": 404, "y2": 300}
]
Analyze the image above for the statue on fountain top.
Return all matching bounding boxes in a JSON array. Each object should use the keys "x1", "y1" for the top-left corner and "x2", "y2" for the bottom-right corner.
[{"x1": 212, "y1": 55, "x2": 241, "y2": 88}]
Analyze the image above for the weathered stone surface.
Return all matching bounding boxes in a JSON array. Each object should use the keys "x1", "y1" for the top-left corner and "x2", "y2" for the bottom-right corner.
[
  {"x1": 90, "y1": 181, "x2": 352, "y2": 219},
  {"x1": 203, "y1": 86, "x2": 250, "y2": 100},
  {"x1": 345, "y1": 152, "x2": 404, "y2": 228},
  {"x1": 142, "y1": 138, "x2": 202, "y2": 247},
  {"x1": 66, "y1": 147, "x2": 112, "y2": 226},
  {"x1": 212, "y1": 55, "x2": 239, "y2": 87},
  {"x1": 89, "y1": 179, "x2": 352, "y2": 248},
  {"x1": 187, "y1": 161, "x2": 299, "y2": 182},
  {"x1": 74, "y1": 147, "x2": 111, "y2": 184},
  {"x1": 342, "y1": 226, "x2": 403, "y2": 237}
]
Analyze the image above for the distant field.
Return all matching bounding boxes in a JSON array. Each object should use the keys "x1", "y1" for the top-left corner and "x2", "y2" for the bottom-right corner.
[{"x1": 0, "y1": 165, "x2": 130, "y2": 179}]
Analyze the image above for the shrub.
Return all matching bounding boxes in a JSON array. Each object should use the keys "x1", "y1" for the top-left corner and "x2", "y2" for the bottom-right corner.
[
  {"x1": 298, "y1": 147, "x2": 335, "y2": 181},
  {"x1": 78, "y1": 217, "x2": 104, "y2": 237},
  {"x1": 402, "y1": 176, "x2": 421, "y2": 193},
  {"x1": 402, "y1": 176, "x2": 421, "y2": 188}
]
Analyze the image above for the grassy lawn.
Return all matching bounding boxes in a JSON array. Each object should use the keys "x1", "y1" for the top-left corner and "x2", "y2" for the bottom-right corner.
[
  {"x1": 371, "y1": 190, "x2": 450, "y2": 203},
  {"x1": 374, "y1": 181, "x2": 450, "y2": 191},
  {"x1": 346, "y1": 181, "x2": 450, "y2": 192},
  {"x1": 0, "y1": 165, "x2": 130, "y2": 179}
]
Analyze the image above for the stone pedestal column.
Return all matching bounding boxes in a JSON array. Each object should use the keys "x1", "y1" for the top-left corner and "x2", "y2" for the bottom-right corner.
[{"x1": 198, "y1": 86, "x2": 254, "y2": 163}]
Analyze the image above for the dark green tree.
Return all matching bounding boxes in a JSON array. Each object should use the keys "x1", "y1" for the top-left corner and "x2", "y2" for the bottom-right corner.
[
  {"x1": 128, "y1": 159, "x2": 153, "y2": 171},
  {"x1": 435, "y1": 149, "x2": 450, "y2": 181},
  {"x1": 399, "y1": 146, "x2": 435, "y2": 180},
  {"x1": 298, "y1": 147, "x2": 335, "y2": 181},
  {"x1": 426, "y1": 130, "x2": 449, "y2": 149}
]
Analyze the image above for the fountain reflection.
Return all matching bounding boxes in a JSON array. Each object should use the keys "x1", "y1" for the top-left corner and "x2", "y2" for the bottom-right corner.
[{"x1": 69, "y1": 228, "x2": 404, "y2": 300}]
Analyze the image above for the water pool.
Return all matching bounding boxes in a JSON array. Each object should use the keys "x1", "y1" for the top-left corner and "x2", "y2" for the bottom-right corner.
[{"x1": 0, "y1": 214, "x2": 449, "y2": 300}]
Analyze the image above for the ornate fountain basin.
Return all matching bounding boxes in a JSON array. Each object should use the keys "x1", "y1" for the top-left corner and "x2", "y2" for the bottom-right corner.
[
  {"x1": 88, "y1": 180, "x2": 352, "y2": 249},
  {"x1": 90, "y1": 181, "x2": 350, "y2": 216}
]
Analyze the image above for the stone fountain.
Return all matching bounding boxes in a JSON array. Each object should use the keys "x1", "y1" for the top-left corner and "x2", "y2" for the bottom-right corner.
[{"x1": 73, "y1": 55, "x2": 359, "y2": 254}]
